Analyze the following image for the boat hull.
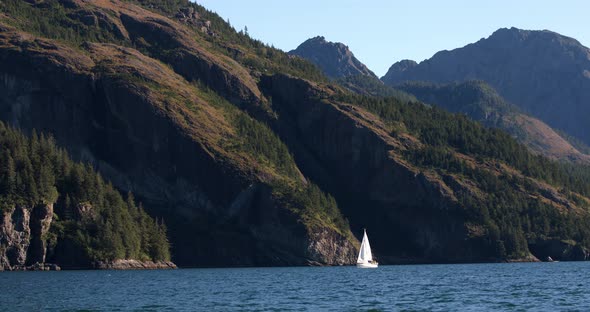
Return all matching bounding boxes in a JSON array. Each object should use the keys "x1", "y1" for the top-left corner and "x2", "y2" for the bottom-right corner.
[{"x1": 356, "y1": 262, "x2": 378, "y2": 268}]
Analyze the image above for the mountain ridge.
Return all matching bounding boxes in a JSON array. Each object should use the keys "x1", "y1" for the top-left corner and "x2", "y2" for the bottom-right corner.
[
  {"x1": 397, "y1": 81, "x2": 590, "y2": 164},
  {"x1": 291, "y1": 33, "x2": 590, "y2": 164},
  {"x1": 382, "y1": 26, "x2": 590, "y2": 147},
  {"x1": 289, "y1": 36, "x2": 377, "y2": 79}
]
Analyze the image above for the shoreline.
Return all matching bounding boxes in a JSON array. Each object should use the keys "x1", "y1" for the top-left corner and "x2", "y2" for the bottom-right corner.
[
  {"x1": 3, "y1": 255, "x2": 570, "y2": 271},
  {"x1": 93, "y1": 259, "x2": 178, "y2": 270},
  {"x1": 1, "y1": 259, "x2": 177, "y2": 271}
]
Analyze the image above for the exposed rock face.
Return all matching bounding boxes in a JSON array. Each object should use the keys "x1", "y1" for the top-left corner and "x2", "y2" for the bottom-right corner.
[
  {"x1": 0, "y1": 206, "x2": 30, "y2": 269},
  {"x1": 116, "y1": 6, "x2": 262, "y2": 108},
  {"x1": 306, "y1": 228, "x2": 357, "y2": 265},
  {"x1": 26, "y1": 204, "x2": 54, "y2": 265},
  {"x1": 382, "y1": 27, "x2": 590, "y2": 145},
  {"x1": 0, "y1": 204, "x2": 52, "y2": 270},
  {"x1": 289, "y1": 36, "x2": 377, "y2": 79}
]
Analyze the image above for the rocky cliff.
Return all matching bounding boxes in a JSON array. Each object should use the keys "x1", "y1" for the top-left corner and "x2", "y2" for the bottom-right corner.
[
  {"x1": 0, "y1": 117, "x2": 176, "y2": 270},
  {"x1": 382, "y1": 27, "x2": 590, "y2": 146},
  {"x1": 0, "y1": 204, "x2": 54, "y2": 270},
  {"x1": 0, "y1": 0, "x2": 357, "y2": 267},
  {"x1": 289, "y1": 36, "x2": 377, "y2": 79}
]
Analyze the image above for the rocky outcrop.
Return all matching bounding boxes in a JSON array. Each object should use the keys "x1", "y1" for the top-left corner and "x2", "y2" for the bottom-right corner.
[
  {"x1": 382, "y1": 27, "x2": 590, "y2": 146},
  {"x1": 0, "y1": 206, "x2": 31, "y2": 270},
  {"x1": 9, "y1": 262, "x2": 61, "y2": 271},
  {"x1": 0, "y1": 204, "x2": 53, "y2": 270},
  {"x1": 382, "y1": 60, "x2": 417, "y2": 83},
  {"x1": 66, "y1": 7, "x2": 130, "y2": 40},
  {"x1": 27, "y1": 204, "x2": 54, "y2": 265},
  {"x1": 306, "y1": 229, "x2": 357, "y2": 266},
  {"x1": 94, "y1": 259, "x2": 177, "y2": 270},
  {"x1": 289, "y1": 36, "x2": 377, "y2": 79},
  {"x1": 109, "y1": 1, "x2": 262, "y2": 109}
]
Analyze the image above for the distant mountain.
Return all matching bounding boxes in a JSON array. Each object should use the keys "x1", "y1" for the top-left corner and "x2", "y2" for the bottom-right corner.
[
  {"x1": 398, "y1": 81, "x2": 590, "y2": 163},
  {"x1": 289, "y1": 36, "x2": 377, "y2": 79},
  {"x1": 296, "y1": 33, "x2": 590, "y2": 162},
  {"x1": 382, "y1": 27, "x2": 590, "y2": 146}
]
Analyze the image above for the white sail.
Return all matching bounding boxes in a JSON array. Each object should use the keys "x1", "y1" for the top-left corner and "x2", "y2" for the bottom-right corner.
[{"x1": 357, "y1": 229, "x2": 373, "y2": 263}]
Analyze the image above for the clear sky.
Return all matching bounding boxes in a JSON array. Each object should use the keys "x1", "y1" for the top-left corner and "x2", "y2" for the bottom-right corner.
[{"x1": 194, "y1": 1, "x2": 589, "y2": 77}]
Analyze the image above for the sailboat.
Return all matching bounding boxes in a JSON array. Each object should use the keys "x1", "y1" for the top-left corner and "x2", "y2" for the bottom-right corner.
[{"x1": 357, "y1": 229, "x2": 378, "y2": 268}]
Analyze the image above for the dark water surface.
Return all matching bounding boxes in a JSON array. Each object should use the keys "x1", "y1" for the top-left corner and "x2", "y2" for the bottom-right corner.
[{"x1": 1, "y1": 262, "x2": 589, "y2": 311}]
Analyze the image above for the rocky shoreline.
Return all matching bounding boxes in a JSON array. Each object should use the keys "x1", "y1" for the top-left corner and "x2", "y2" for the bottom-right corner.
[
  {"x1": 3, "y1": 262, "x2": 62, "y2": 271},
  {"x1": 1, "y1": 260, "x2": 177, "y2": 271},
  {"x1": 93, "y1": 259, "x2": 178, "y2": 270},
  {"x1": 505, "y1": 254, "x2": 541, "y2": 263}
]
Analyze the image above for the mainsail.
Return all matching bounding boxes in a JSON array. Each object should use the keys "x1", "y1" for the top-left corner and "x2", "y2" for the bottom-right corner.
[{"x1": 357, "y1": 229, "x2": 373, "y2": 263}]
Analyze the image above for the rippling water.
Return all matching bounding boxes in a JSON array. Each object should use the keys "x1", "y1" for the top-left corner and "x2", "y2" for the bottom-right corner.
[{"x1": 2, "y1": 262, "x2": 589, "y2": 311}]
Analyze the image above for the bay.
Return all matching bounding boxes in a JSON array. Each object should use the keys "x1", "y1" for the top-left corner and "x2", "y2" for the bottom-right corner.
[{"x1": 1, "y1": 262, "x2": 589, "y2": 311}]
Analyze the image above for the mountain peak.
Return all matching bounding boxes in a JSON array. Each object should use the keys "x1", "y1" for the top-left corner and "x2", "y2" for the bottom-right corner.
[
  {"x1": 381, "y1": 27, "x2": 590, "y2": 147},
  {"x1": 382, "y1": 60, "x2": 417, "y2": 84},
  {"x1": 289, "y1": 36, "x2": 376, "y2": 79},
  {"x1": 308, "y1": 35, "x2": 327, "y2": 42},
  {"x1": 486, "y1": 27, "x2": 586, "y2": 50}
]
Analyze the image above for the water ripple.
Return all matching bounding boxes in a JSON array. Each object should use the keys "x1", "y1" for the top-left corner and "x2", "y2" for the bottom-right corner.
[{"x1": 2, "y1": 262, "x2": 590, "y2": 311}]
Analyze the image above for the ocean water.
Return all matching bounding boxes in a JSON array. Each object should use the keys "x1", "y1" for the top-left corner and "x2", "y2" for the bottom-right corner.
[{"x1": 1, "y1": 262, "x2": 589, "y2": 311}]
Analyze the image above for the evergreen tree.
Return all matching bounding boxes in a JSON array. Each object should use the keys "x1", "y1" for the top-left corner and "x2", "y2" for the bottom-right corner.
[{"x1": 0, "y1": 122, "x2": 171, "y2": 263}]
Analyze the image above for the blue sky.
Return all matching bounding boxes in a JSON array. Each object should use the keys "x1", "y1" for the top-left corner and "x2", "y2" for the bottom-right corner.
[{"x1": 195, "y1": 1, "x2": 589, "y2": 77}]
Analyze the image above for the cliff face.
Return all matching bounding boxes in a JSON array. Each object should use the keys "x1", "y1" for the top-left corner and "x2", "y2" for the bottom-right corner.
[
  {"x1": 0, "y1": 204, "x2": 53, "y2": 270},
  {"x1": 0, "y1": 2, "x2": 357, "y2": 267},
  {"x1": 289, "y1": 36, "x2": 377, "y2": 80},
  {"x1": 261, "y1": 75, "x2": 483, "y2": 262},
  {"x1": 382, "y1": 27, "x2": 590, "y2": 146}
]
